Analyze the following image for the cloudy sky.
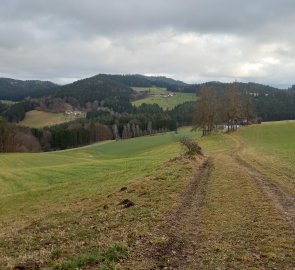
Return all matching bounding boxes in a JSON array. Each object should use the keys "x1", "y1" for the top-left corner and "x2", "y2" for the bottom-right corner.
[{"x1": 0, "y1": 0, "x2": 295, "y2": 87}]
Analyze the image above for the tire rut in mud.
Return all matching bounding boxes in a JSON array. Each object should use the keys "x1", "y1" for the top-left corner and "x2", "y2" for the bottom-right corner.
[
  {"x1": 235, "y1": 154, "x2": 295, "y2": 235},
  {"x1": 150, "y1": 157, "x2": 213, "y2": 270}
]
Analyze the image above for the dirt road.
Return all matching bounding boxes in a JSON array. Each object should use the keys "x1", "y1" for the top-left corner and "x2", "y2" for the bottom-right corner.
[
  {"x1": 231, "y1": 135, "x2": 295, "y2": 235},
  {"x1": 124, "y1": 134, "x2": 295, "y2": 269},
  {"x1": 150, "y1": 158, "x2": 213, "y2": 269}
]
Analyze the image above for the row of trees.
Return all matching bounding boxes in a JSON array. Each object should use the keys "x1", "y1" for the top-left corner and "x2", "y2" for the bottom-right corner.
[
  {"x1": 0, "y1": 100, "x2": 36, "y2": 122},
  {"x1": 0, "y1": 102, "x2": 188, "y2": 152},
  {"x1": 0, "y1": 117, "x2": 13, "y2": 152},
  {"x1": 193, "y1": 84, "x2": 256, "y2": 135},
  {"x1": 0, "y1": 117, "x2": 42, "y2": 152},
  {"x1": 33, "y1": 104, "x2": 178, "y2": 150},
  {"x1": 255, "y1": 92, "x2": 295, "y2": 121},
  {"x1": 49, "y1": 123, "x2": 112, "y2": 150}
]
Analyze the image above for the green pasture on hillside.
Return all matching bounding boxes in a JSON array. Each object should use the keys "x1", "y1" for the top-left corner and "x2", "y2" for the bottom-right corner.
[
  {"x1": 19, "y1": 110, "x2": 85, "y2": 128},
  {"x1": 0, "y1": 128, "x2": 197, "y2": 217},
  {"x1": 233, "y1": 121, "x2": 295, "y2": 195},
  {"x1": 132, "y1": 87, "x2": 196, "y2": 110},
  {"x1": 0, "y1": 128, "x2": 201, "y2": 268},
  {"x1": 236, "y1": 121, "x2": 295, "y2": 162}
]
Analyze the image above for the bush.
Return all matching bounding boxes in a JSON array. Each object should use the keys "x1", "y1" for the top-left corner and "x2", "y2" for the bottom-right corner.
[{"x1": 177, "y1": 136, "x2": 203, "y2": 156}]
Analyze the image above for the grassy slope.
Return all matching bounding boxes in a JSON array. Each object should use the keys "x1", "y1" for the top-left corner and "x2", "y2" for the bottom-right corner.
[
  {"x1": 190, "y1": 123, "x2": 295, "y2": 269},
  {"x1": 124, "y1": 123, "x2": 295, "y2": 269},
  {"x1": 1, "y1": 123, "x2": 295, "y2": 269},
  {"x1": 235, "y1": 121, "x2": 295, "y2": 195},
  {"x1": 132, "y1": 87, "x2": 196, "y2": 110},
  {"x1": 19, "y1": 110, "x2": 84, "y2": 128},
  {"x1": 0, "y1": 129, "x2": 201, "y2": 269}
]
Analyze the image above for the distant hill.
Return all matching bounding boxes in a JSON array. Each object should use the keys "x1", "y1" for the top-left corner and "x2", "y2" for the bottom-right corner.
[
  {"x1": 1, "y1": 74, "x2": 294, "y2": 121},
  {"x1": 55, "y1": 74, "x2": 134, "y2": 112},
  {"x1": 100, "y1": 74, "x2": 286, "y2": 95},
  {"x1": 0, "y1": 78, "x2": 58, "y2": 101},
  {"x1": 0, "y1": 75, "x2": 286, "y2": 103},
  {"x1": 201, "y1": 81, "x2": 281, "y2": 95},
  {"x1": 97, "y1": 74, "x2": 201, "y2": 93},
  {"x1": 99, "y1": 74, "x2": 187, "y2": 88}
]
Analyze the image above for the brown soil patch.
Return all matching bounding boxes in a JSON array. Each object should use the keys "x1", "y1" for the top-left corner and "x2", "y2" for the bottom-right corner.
[{"x1": 150, "y1": 158, "x2": 212, "y2": 269}]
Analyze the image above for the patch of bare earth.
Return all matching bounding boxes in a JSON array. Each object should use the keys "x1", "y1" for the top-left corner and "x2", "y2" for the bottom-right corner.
[{"x1": 126, "y1": 157, "x2": 212, "y2": 270}]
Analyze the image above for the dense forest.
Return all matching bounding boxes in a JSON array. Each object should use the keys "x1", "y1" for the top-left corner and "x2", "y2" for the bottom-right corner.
[
  {"x1": 97, "y1": 74, "x2": 186, "y2": 88},
  {"x1": 54, "y1": 75, "x2": 134, "y2": 112},
  {"x1": 0, "y1": 78, "x2": 58, "y2": 100},
  {"x1": 0, "y1": 100, "x2": 194, "y2": 151},
  {"x1": 33, "y1": 103, "x2": 189, "y2": 150},
  {"x1": 255, "y1": 92, "x2": 295, "y2": 121},
  {"x1": 49, "y1": 100, "x2": 195, "y2": 149}
]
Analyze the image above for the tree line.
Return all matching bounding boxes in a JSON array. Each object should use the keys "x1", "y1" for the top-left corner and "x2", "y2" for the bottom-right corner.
[
  {"x1": 0, "y1": 102, "x2": 188, "y2": 152},
  {"x1": 0, "y1": 78, "x2": 57, "y2": 101},
  {"x1": 48, "y1": 104, "x2": 178, "y2": 150},
  {"x1": 193, "y1": 83, "x2": 256, "y2": 135},
  {"x1": 255, "y1": 91, "x2": 295, "y2": 121},
  {"x1": 0, "y1": 117, "x2": 43, "y2": 152},
  {"x1": 0, "y1": 100, "x2": 36, "y2": 122}
]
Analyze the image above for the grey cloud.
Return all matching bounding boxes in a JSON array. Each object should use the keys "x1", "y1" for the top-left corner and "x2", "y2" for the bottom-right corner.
[
  {"x1": 3, "y1": 0, "x2": 294, "y2": 34},
  {"x1": 0, "y1": 0, "x2": 295, "y2": 85}
]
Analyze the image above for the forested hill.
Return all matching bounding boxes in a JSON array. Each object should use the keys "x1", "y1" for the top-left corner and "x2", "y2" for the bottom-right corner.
[
  {"x1": 0, "y1": 74, "x2": 289, "y2": 102},
  {"x1": 0, "y1": 78, "x2": 58, "y2": 100},
  {"x1": 168, "y1": 81, "x2": 285, "y2": 94},
  {"x1": 95, "y1": 74, "x2": 289, "y2": 95},
  {"x1": 202, "y1": 81, "x2": 282, "y2": 95},
  {"x1": 1, "y1": 74, "x2": 295, "y2": 121},
  {"x1": 98, "y1": 74, "x2": 187, "y2": 88},
  {"x1": 55, "y1": 74, "x2": 134, "y2": 112}
]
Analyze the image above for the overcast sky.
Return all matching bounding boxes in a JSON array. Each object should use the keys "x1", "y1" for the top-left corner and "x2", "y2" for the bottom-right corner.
[{"x1": 0, "y1": 0, "x2": 295, "y2": 87}]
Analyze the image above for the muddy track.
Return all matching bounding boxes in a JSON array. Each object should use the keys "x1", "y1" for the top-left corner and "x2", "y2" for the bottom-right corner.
[
  {"x1": 150, "y1": 157, "x2": 213, "y2": 270},
  {"x1": 231, "y1": 136, "x2": 295, "y2": 235}
]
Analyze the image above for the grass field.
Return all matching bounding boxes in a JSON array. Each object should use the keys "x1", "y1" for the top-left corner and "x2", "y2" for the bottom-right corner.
[
  {"x1": 132, "y1": 87, "x2": 196, "y2": 110},
  {"x1": 190, "y1": 125, "x2": 295, "y2": 269},
  {"x1": 234, "y1": 121, "x2": 295, "y2": 196},
  {"x1": 19, "y1": 110, "x2": 85, "y2": 128},
  {"x1": 1, "y1": 122, "x2": 295, "y2": 269},
  {"x1": 0, "y1": 128, "x2": 201, "y2": 269},
  {"x1": 0, "y1": 100, "x2": 17, "y2": 105}
]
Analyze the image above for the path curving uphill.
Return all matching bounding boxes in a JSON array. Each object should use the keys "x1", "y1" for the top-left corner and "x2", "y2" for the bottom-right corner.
[{"x1": 230, "y1": 134, "x2": 295, "y2": 235}]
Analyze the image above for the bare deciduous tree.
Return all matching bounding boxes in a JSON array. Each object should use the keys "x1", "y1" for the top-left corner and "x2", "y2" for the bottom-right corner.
[
  {"x1": 193, "y1": 83, "x2": 256, "y2": 135},
  {"x1": 193, "y1": 85, "x2": 218, "y2": 135}
]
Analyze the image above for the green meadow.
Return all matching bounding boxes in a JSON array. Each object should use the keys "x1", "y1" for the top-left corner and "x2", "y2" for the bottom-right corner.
[
  {"x1": 0, "y1": 129, "x2": 197, "y2": 216},
  {"x1": 132, "y1": 87, "x2": 196, "y2": 110},
  {"x1": 1, "y1": 122, "x2": 295, "y2": 269},
  {"x1": 19, "y1": 110, "x2": 84, "y2": 128},
  {"x1": 233, "y1": 120, "x2": 295, "y2": 195},
  {"x1": 0, "y1": 128, "x2": 201, "y2": 269}
]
